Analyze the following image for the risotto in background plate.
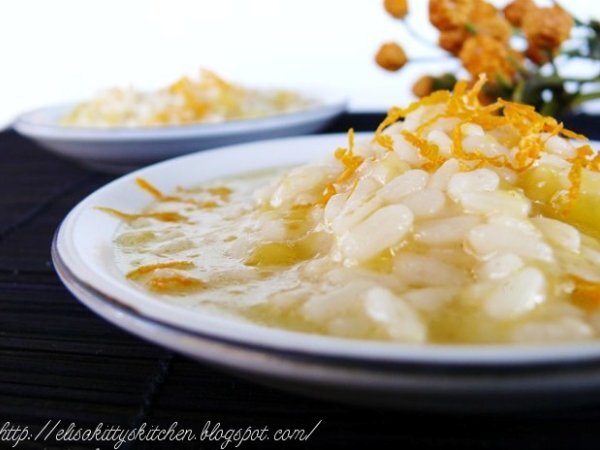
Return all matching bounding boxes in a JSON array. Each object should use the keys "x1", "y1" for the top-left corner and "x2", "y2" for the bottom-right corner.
[
  {"x1": 105, "y1": 76, "x2": 600, "y2": 345},
  {"x1": 61, "y1": 69, "x2": 316, "y2": 128},
  {"x1": 13, "y1": 76, "x2": 345, "y2": 173}
]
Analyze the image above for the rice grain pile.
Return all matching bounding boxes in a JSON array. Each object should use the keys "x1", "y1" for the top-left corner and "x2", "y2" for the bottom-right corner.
[{"x1": 113, "y1": 76, "x2": 600, "y2": 344}]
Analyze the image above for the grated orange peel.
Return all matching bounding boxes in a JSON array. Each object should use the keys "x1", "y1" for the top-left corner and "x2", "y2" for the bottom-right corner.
[
  {"x1": 96, "y1": 207, "x2": 188, "y2": 223},
  {"x1": 126, "y1": 261, "x2": 195, "y2": 280},
  {"x1": 364, "y1": 74, "x2": 595, "y2": 214},
  {"x1": 317, "y1": 128, "x2": 363, "y2": 205},
  {"x1": 317, "y1": 75, "x2": 596, "y2": 212},
  {"x1": 135, "y1": 178, "x2": 219, "y2": 209},
  {"x1": 570, "y1": 276, "x2": 600, "y2": 312}
]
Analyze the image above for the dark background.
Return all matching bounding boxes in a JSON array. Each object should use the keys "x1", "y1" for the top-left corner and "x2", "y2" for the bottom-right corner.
[{"x1": 2, "y1": 114, "x2": 600, "y2": 449}]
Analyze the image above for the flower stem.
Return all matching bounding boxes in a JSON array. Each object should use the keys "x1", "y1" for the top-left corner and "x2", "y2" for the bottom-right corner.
[
  {"x1": 401, "y1": 20, "x2": 443, "y2": 52},
  {"x1": 409, "y1": 56, "x2": 454, "y2": 62},
  {"x1": 571, "y1": 90, "x2": 600, "y2": 107},
  {"x1": 531, "y1": 75, "x2": 600, "y2": 87}
]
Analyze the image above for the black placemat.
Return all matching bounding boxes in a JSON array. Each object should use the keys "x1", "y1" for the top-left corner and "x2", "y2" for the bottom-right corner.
[{"x1": 2, "y1": 114, "x2": 600, "y2": 449}]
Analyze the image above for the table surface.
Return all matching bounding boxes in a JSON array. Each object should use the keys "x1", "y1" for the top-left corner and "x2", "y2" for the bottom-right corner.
[{"x1": 2, "y1": 114, "x2": 600, "y2": 449}]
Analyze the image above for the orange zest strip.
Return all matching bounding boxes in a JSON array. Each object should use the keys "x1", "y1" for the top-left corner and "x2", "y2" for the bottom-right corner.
[
  {"x1": 453, "y1": 79, "x2": 468, "y2": 98},
  {"x1": 347, "y1": 127, "x2": 355, "y2": 153},
  {"x1": 176, "y1": 186, "x2": 232, "y2": 202},
  {"x1": 556, "y1": 143, "x2": 598, "y2": 216},
  {"x1": 560, "y1": 128, "x2": 587, "y2": 141},
  {"x1": 291, "y1": 203, "x2": 313, "y2": 210},
  {"x1": 449, "y1": 121, "x2": 515, "y2": 170},
  {"x1": 374, "y1": 134, "x2": 395, "y2": 151},
  {"x1": 317, "y1": 182, "x2": 337, "y2": 206},
  {"x1": 335, "y1": 154, "x2": 364, "y2": 183},
  {"x1": 159, "y1": 69, "x2": 236, "y2": 125},
  {"x1": 466, "y1": 75, "x2": 487, "y2": 105},
  {"x1": 543, "y1": 120, "x2": 563, "y2": 141},
  {"x1": 136, "y1": 178, "x2": 164, "y2": 199},
  {"x1": 374, "y1": 134, "x2": 394, "y2": 152},
  {"x1": 207, "y1": 186, "x2": 232, "y2": 199},
  {"x1": 375, "y1": 90, "x2": 452, "y2": 135},
  {"x1": 147, "y1": 274, "x2": 205, "y2": 293},
  {"x1": 588, "y1": 151, "x2": 600, "y2": 172},
  {"x1": 571, "y1": 276, "x2": 600, "y2": 311},
  {"x1": 191, "y1": 200, "x2": 218, "y2": 209},
  {"x1": 563, "y1": 159, "x2": 583, "y2": 216},
  {"x1": 333, "y1": 129, "x2": 364, "y2": 184},
  {"x1": 570, "y1": 144, "x2": 595, "y2": 166},
  {"x1": 415, "y1": 112, "x2": 445, "y2": 135},
  {"x1": 375, "y1": 106, "x2": 405, "y2": 135},
  {"x1": 126, "y1": 261, "x2": 195, "y2": 280},
  {"x1": 514, "y1": 134, "x2": 544, "y2": 171},
  {"x1": 96, "y1": 207, "x2": 188, "y2": 223},
  {"x1": 136, "y1": 177, "x2": 220, "y2": 209},
  {"x1": 401, "y1": 130, "x2": 447, "y2": 170},
  {"x1": 313, "y1": 128, "x2": 358, "y2": 206}
]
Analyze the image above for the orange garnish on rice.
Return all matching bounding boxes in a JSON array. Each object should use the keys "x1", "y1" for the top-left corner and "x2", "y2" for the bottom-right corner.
[
  {"x1": 571, "y1": 277, "x2": 600, "y2": 311},
  {"x1": 126, "y1": 261, "x2": 195, "y2": 280},
  {"x1": 127, "y1": 261, "x2": 204, "y2": 294},
  {"x1": 314, "y1": 76, "x2": 596, "y2": 217},
  {"x1": 97, "y1": 207, "x2": 188, "y2": 223},
  {"x1": 316, "y1": 128, "x2": 363, "y2": 205},
  {"x1": 98, "y1": 178, "x2": 232, "y2": 223},
  {"x1": 401, "y1": 130, "x2": 446, "y2": 171},
  {"x1": 135, "y1": 178, "x2": 219, "y2": 209},
  {"x1": 334, "y1": 129, "x2": 364, "y2": 184},
  {"x1": 147, "y1": 274, "x2": 205, "y2": 294},
  {"x1": 367, "y1": 74, "x2": 593, "y2": 215}
]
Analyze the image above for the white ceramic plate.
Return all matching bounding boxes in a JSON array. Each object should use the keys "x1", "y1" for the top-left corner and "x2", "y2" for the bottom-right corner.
[
  {"x1": 14, "y1": 90, "x2": 346, "y2": 173},
  {"x1": 52, "y1": 134, "x2": 600, "y2": 411}
]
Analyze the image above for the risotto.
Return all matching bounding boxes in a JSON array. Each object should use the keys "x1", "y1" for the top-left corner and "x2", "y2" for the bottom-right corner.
[
  {"x1": 62, "y1": 70, "x2": 314, "y2": 127},
  {"x1": 109, "y1": 76, "x2": 600, "y2": 344}
]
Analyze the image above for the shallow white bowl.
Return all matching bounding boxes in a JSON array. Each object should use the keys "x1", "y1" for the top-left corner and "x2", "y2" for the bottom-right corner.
[
  {"x1": 14, "y1": 91, "x2": 346, "y2": 173},
  {"x1": 52, "y1": 133, "x2": 600, "y2": 411}
]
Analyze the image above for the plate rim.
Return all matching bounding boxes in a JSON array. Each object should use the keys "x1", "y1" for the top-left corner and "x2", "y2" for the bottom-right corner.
[
  {"x1": 52, "y1": 133, "x2": 600, "y2": 367},
  {"x1": 54, "y1": 242, "x2": 600, "y2": 413},
  {"x1": 53, "y1": 231, "x2": 600, "y2": 374}
]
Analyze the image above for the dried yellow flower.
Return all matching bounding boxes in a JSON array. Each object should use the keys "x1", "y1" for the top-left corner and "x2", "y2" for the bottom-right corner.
[
  {"x1": 375, "y1": 42, "x2": 408, "y2": 71},
  {"x1": 503, "y1": 0, "x2": 535, "y2": 27},
  {"x1": 522, "y1": 5, "x2": 573, "y2": 50},
  {"x1": 429, "y1": 0, "x2": 473, "y2": 31},
  {"x1": 526, "y1": 44, "x2": 556, "y2": 65},
  {"x1": 467, "y1": 78, "x2": 494, "y2": 105},
  {"x1": 473, "y1": 14, "x2": 511, "y2": 43},
  {"x1": 384, "y1": 0, "x2": 409, "y2": 19},
  {"x1": 439, "y1": 27, "x2": 470, "y2": 55},
  {"x1": 412, "y1": 75, "x2": 435, "y2": 97},
  {"x1": 438, "y1": 11, "x2": 510, "y2": 55},
  {"x1": 459, "y1": 35, "x2": 516, "y2": 82},
  {"x1": 432, "y1": 0, "x2": 510, "y2": 55},
  {"x1": 469, "y1": 0, "x2": 497, "y2": 21}
]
